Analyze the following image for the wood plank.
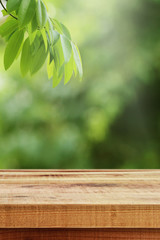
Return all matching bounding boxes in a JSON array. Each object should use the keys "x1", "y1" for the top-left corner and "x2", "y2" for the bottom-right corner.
[
  {"x1": 0, "y1": 229, "x2": 160, "y2": 240},
  {"x1": 0, "y1": 170, "x2": 160, "y2": 228}
]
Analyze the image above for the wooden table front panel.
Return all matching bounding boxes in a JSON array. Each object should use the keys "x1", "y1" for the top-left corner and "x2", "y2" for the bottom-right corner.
[{"x1": 0, "y1": 229, "x2": 160, "y2": 240}]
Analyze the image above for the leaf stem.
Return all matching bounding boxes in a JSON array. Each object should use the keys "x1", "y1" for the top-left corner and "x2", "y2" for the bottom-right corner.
[{"x1": 0, "y1": 0, "x2": 18, "y2": 20}]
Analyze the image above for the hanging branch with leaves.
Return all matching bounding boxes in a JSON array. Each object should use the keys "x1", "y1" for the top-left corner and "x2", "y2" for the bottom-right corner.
[{"x1": 0, "y1": 0, "x2": 83, "y2": 87}]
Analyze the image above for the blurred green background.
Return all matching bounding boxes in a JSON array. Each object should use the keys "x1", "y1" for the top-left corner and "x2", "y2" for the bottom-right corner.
[{"x1": 0, "y1": 0, "x2": 160, "y2": 169}]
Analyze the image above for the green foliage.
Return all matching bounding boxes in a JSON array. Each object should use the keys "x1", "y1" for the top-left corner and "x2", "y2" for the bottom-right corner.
[{"x1": 0, "y1": 0, "x2": 83, "y2": 87}]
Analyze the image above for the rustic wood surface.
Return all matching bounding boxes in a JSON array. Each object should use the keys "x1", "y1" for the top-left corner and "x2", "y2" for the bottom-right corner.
[
  {"x1": 0, "y1": 229, "x2": 160, "y2": 240},
  {"x1": 0, "y1": 170, "x2": 160, "y2": 228}
]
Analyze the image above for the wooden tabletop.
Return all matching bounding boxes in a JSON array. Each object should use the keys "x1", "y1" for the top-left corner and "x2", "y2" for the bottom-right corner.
[{"x1": 0, "y1": 170, "x2": 160, "y2": 228}]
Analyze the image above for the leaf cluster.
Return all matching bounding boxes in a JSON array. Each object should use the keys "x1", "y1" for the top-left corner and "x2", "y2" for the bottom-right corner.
[{"x1": 0, "y1": 0, "x2": 83, "y2": 86}]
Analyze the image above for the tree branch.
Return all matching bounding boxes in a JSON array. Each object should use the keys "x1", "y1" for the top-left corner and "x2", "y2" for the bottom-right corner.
[{"x1": 0, "y1": 0, "x2": 18, "y2": 20}]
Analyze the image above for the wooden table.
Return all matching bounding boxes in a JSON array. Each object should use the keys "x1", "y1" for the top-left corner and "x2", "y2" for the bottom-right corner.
[{"x1": 0, "y1": 170, "x2": 160, "y2": 239}]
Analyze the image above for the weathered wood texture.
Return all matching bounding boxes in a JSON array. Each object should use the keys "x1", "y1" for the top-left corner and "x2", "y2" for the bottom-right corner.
[
  {"x1": 0, "y1": 170, "x2": 160, "y2": 228},
  {"x1": 0, "y1": 229, "x2": 160, "y2": 240}
]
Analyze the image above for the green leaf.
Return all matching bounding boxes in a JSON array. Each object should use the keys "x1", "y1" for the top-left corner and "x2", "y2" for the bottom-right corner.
[
  {"x1": 7, "y1": 0, "x2": 21, "y2": 13},
  {"x1": 52, "y1": 61, "x2": 63, "y2": 88},
  {"x1": 48, "y1": 45, "x2": 54, "y2": 63},
  {"x1": 28, "y1": 23, "x2": 37, "y2": 44},
  {"x1": 30, "y1": 43, "x2": 48, "y2": 75},
  {"x1": 0, "y1": 18, "x2": 18, "y2": 37},
  {"x1": 47, "y1": 57, "x2": 54, "y2": 79},
  {"x1": 52, "y1": 19, "x2": 63, "y2": 34},
  {"x1": 41, "y1": 28, "x2": 48, "y2": 51},
  {"x1": 31, "y1": 14, "x2": 39, "y2": 32},
  {"x1": 18, "y1": 0, "x2": 36, "y2": 27},
  {"x1": 61, "y1": 23, "x2": 71, "y2": 40},
  {"x1": 60, "y1": 35, "x2": 72, "y2": 63},
  {"x1": 47, "y1": 19, "x2": 60, "y2": 45},
  {"x1": 58, "y1": 63, "x2": 65, "y2": 78},
  {"x1": 64, "y1": 52, "x2": 74, "y2": 84},
  {"x1": 72, "y1": 42, "x2": 83, "y2": 79},
  {"x1": 20, "y1": 38, "x2": 31, "y2": 76},
  {"x1": 4, "y1": 29, "x2": 24, "y2": 70},
  {"x1": 73, "y1": 57, "x2": 78, "y2": 77},
  {"x1": 54, "y1": 38, "x2": 64, "y2": 70},
  {"x1": 51, "y1": 29, "x2": 59, "y2": 45},
  {"x1": 52, "y1": 19, "x2": 71, "y2": 40},
  {"x1": 36, "y1": 0, "x2": 48, "y2": 28},
  {"x1": 31, "y1": 35, "x2": 41, "y2": 56}
]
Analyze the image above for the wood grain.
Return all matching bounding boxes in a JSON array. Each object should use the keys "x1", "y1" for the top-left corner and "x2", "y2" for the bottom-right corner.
[
  {"x1": 0, "y1": 170, "x2": 160, "y2": 228},
  {"x1": 0, "y1": 229, "x2": 160, "y2": 240}
]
